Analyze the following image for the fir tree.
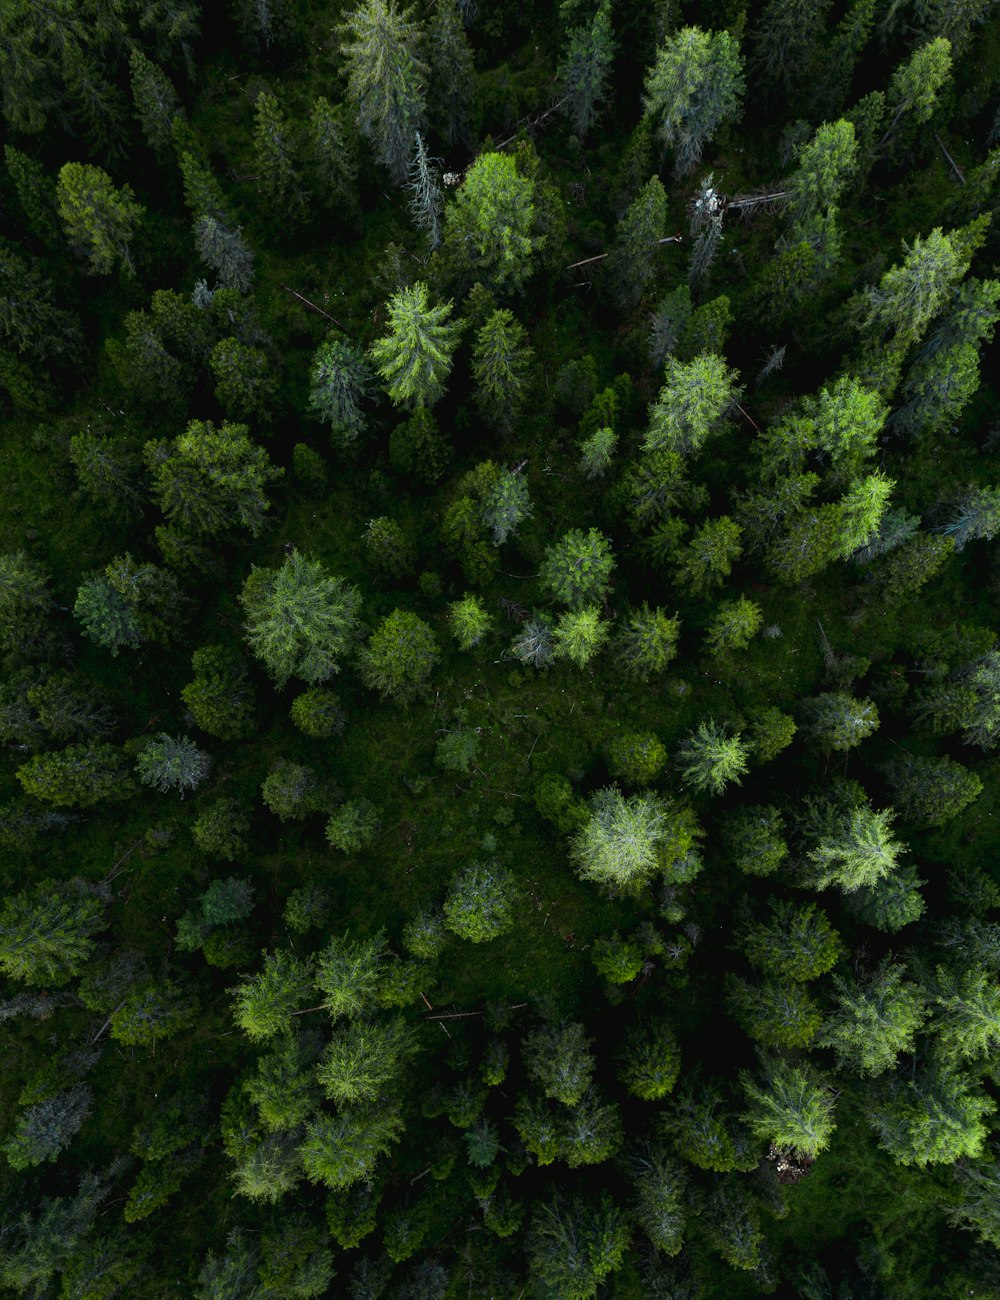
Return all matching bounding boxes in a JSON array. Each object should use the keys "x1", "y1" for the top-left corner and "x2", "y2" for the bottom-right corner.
[
  {"x1": 471, "y1": 309, "x2": 533, "y2": 429},
  {"x1": 308, "y1": 335, "x2": 375, "y2": 449},
  {"x1": 339, "y1": 0, "x2": 428, "y2": 185},
  {"x1": 370, "y1": 281, "x2": 461, "y2": 408},
  {"x1": 643, "y1": 27, "x2": 745, "y2": 176},
  {"x1": 56, "y1": 164, "x2": 143, "y2": 276},
  {"x1": 559, "y1": 3, "x2": 615, "y2": 138}
]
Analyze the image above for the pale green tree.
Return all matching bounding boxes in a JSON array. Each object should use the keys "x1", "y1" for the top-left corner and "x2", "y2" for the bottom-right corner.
[
  {"x1": 240, "y1": 549, "x2": 362, "y2": 687},
  {"x1": 443, "y1": 152, "x2": 540, "y2": 292},
  {"x1": 56, "y1": 163, "x2": 143, "y2": 275},
  {"x1": 370, "y1": 281, "x2": 461, "y2": 408},
  {"x1": 644, "y1": 353, "x2": 740, "y2": 456},
  {"x1": 339, "y1": 0, "x2": 427, "y2": 184},
  {"x1": 675, "y1": 721, "x2": 749, "y2": 796},
  {"x1": 553, "y1": 607, "x2": 608, "y2": 668},
  {"x1": 357, "y1": 609, "x2": 439, "y2": 703},
  {"x1": 643, "y1": 27, "x2": 745, "y2": 176},
  {"x1": 740, "y1": 1055, "x2": 836, "y2": 1159},
  {"x1": 818, "y1": 961, "x2": 927, "y2": 1076}
]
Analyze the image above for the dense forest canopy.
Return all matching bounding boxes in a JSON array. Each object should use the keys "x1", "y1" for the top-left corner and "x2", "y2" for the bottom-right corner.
[{"x1": 1, "y1": 0, "x2": 1000, "y2": 1295}]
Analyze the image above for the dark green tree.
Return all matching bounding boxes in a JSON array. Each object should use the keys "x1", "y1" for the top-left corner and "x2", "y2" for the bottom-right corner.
[
  {"x1": 358, "y1": 610, "x2": 440, "y2": 703},
  {"x1": 643, "y1": 27, "x2": 745, "y2": 176},
  {"x1": 0, "y1": 879, "x2": 104, "y2": 985}
]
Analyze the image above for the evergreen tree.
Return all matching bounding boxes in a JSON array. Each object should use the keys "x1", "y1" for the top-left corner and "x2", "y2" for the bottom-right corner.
[
  {"x1": 704, "y1": 596, "x2": 763, "y2": 656},
  {"x1": 253, "y1": 88, "x2": 305, "y2": 220},
  {"x1": 443, "y1": 152, "x2": 540, "y2": 292},
  {"x1": 443, "y1": 862, "x2": 516, "y2": 942},
  {"x1": 135, "y1": 733, "x2": 212, "y2": 795},
  {"x1": 317, "y1": 1016, "x2": 415, "y2": 1105},
  {"x1": 553, "y1": 608, "x2": 608, "y2": 668},
  {"x1": 882, "y1": 37, "x2": 952, "y2": 144},
  {"x1": 645, "y1": 353, "x2": 740, "y2": 456},
  {"x1": 56, "y1": 164, "x2": 144, "y2": 276},
  {"x1": 751, "y1": 0, "x2": 830, "y2": 92},
  {"x1": 559, "y1": 3, "x2": 615, "y2": 138},
  {"x1": 17, "y1": 744, "x2": 131, "y2": 807},
  {"x1": 861, "y1": 226, "x2": 970, "y2": 347},
  {"x1": 241, "y1": 550, "x2": 362, "y2": 687},
  {"x1": 523, "y1": 1021, "x2": 595, "y2": 1106},
  {"x1": 405, "y1": 132, "x2": 443, "y2": 248},
  {"x1": 426, "y1": 0, "x2": 475, "y2": 146},
  {"x1": 539, "y1": 528, "x2": 615, "y2": 608},
  {"x1": 674, "y1": 516, "x2": 742, "y2": 594},
  {"x1": 933, "y1": 966, "x2": 1000, "y2": 1063},
  {"x1": 339, "y1": 0, "x2": 428, "y2": 185},
  {"x1": 300, "y1": 1107, "x2": 404, "y2": 1190},
  {"x1": 308, "y1": 335, "x2": 375, "y2": 449},
  {"x1": 571, "y1": 786, "x2": 673, "y2": 895},
  {"x1": 0, "y1": 879, "x2": 104, "y2": 985},
  {"x1": 675, "y1": 720, "x2": 749, "y2": 796},
  {"x1": 800, "y1": 692, "x2": 880, "y2": 751},
  {"x1": 819, "y1": 962, "x2": 927, "y2": 1076},
  {"x1": 261, "y1": 759, "x2": 332, "y2": 822},
  {"x1": 370, "y1": 282, "x2": 461, "y2": 408},
  {"x1": 181, "y1": 645, "x2": 256, "y2": 741},
  {"x1": 741, "y1": 898, "x2": 843, "y2": 982},
  {"x1": 805, "y1": 803, "x2": 903, "y2": 893},
  {"x1": 128, "y1": 49, "x2": 180, "y2": 154},
  {"x1": 643, "y1": 27, "x2": 745, "y2": 176},
  {"x1": 720, "y1": 806, "x2": 788, "y2": 876},
  {"x1": 884, "y1": 754, "x2": 982, "y2": 827},
  {"x1": 210, "y1": 339, "x2": 276, "y2": 420},
  {"x1": 740, "y1": 1055, "x2": 836, "y2": 1160},
  {"x1": 2, "y1": 1085, "x2": 92, "y2": 1170},
  {"x1": 0, "y1": 552, "x2": 55, "y2": 663},
  {"x1": 525, "y1": 1193, "x2": 630, "y2": 1300},
  {"x1": 110, "y1": 979, "x2": 194, "y2": 1046},
  {"x1": 606, "y1": 175, "x2": 667, "y2": 312},
  {"x1": 614, "y1": 604, "x2": 681, "y2": 681},
  {"x1": 69, "y1": 432, "x2": 145, "y2": 518},
  {"x1": 326, "y1": 798, "x2": 381, "y2": 852},
  {"x1": 358, "y1": 610, "x2": 440, "y2": 703},
  {"x1": 448, "y1": 594, "x2": 492, "y2": 649},
  {"x1": 867, "y1": 1063, "x2": 994, "y2": 1166},
  {"x1": 471, "y1": 309, "x2": 533, "y2": 429},
  {"x1": 727, "y1": 978, "x2": 823, "y2": 1049},
  {"x1": 578, "y1": 426, "x2": 617, "y2": 479},
  {"x1": 315, "y1": 933, "x2": 390, "y2": 1019},
  {"x1": 194, "y1": 216, "x2": 254, "y2": 294},
  {"x1": 146, "y1": 419, "x2": 283, "y2": 539},
  {"x1": 618, "y1": 1021, "x2": 682, "y2": 1100},
  {"x1": 306, "y1": 96, "x2": 358, "y2": 214}
]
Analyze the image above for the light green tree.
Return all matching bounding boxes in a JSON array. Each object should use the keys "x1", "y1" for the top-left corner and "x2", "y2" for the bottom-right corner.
[
  {"x1": 644, "y1": 353, "x2": 740, "y2": 456},
  {"x1": 240, "y1": 550, "x2": 362, "y2": 687},
  {"x1": 571, "y1": 786, "x2": 672, "y2": 895},
  {"x1": 135, "y1": 733, "x2": 212, "y2": 795},
  {"x1": 805, "y1": 803, "x2": 904, "y2": 892},
  {"x1": 704, "y1": 596, "x2": 762, "y2": 656},
  {"x1": 232, "y1": 950, "x2": 314, "y2": 1041},
  {"x1": 0, "y1": 880, "x2": 104, "y2": 986},
  {"x1": 882, "y1": 37, "x2": 952, "y2": 144},
  {"x1": 444, "y1": 152, "x2": 541, "y2": 292},
  {"x1": 339, "y1": 0, "x2": 427, "y2": 184},
  {"x1": 740, "y1": 1055, "x2": 836, "y2": 1159},
  {"x1": 800, "y1": 692, "x2": 880, "y2": 751},
  {"x1": 614, "y1": 604, "x2": 681, "y2": 681},
  {"x1": 818, "y1": 961, "x2": 927, "y2": 1076},
  {"x1": 357, "y1": 610, "x2": 439, "y2": 703},
  {"x1": 448, "y1": 594, "x2": 492, "y2": 649},
  {"x1": 56, "y1": 163, "x2": 143, "y2": 275},
  {"x1": 523, "y1": 1021, "x2": 595, "y2": 1106},
  {"x1": 643, "y1": 27, "x2": 745, "y2": 176},
  {"x1": 443, "y1": 862, "x2": 516, "y2": 942},
  {"x1": 675, "y1": 516, "x2": 742, "y2": 594},
  {"x1": 553, "y1": 607, "x2": 609, "y2": 668},
  {"x1": 933, "y1": 966, "x2": 1000, "y2": 1063},
  {"x1": 675, "y1": 721, "x2": 749, "y2": 796},
  {"x1": 370, "y1": 281, "x2": 461, "y2": 408}
]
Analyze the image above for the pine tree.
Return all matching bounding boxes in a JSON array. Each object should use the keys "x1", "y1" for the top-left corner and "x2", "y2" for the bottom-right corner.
[
  {"x1": 819, "y1": 961, "x2": 927, "y2": 1076},
  {"x1": 448, "y1": 594, "x2": 492, "y2": 649},
  {"x1": 571, "y1": 786, "x2": 673, "y2": 895},
  {"x1": 254, "y1": 88, "x2": 306, "y2": 220},
  {"x1": 559, "y1": 3, "x2": 615, "y2": 138},
  {"x1": 471, "y1": 309, "x2": 533, "y2": 428},
  {"x1": 643, "y1": 27, "x2": 745, "y2": 176},
  {"x1": 751, "y1": 0, "x2": 830, "y2": 92},
  {"x1": 727, "y1": 978, "x2": 823, "y2": 1049},
  {"x1": 339, "y1": 0, "x2": 428, "y2": 185},
  {"x1": 194, "y1": 216, "x2": 254, "y2": 293},
  {"x1": 4, "y1": 146, "x2": 61, "y2": 245},
  {"x1": 861, "y1": 226, "x2": 969, "y2": 347},
  {"x1": 2, "y1": 1085, "x2": 92, "y2": 1170},
  {"x1": 317, "y1": 1016, "x2": 415, "y2": 1105},
  {"x1": 128, "y1": 49, "x2": 180, "y2": 154},
  {"x1": 443, "y1": 152, "x2": 540, "y2": 292},
  {"x1": 675, "y1": 516, "x2": 742, "y2": 594},
  {"x1": 740, "y1": 1055, "x2": 836, "y2": 1160},
  {"x1": 147, "y1": 419, "x2": 283, "y2": 538},
  {"x1": 867, "y1": 1062, "x2": 994, "y2": 1166},
  {"x1": 741, "y1": 898, "x2": 843, "y2": 982},
  {"x1": 884, "y1": 754, "x2": 982, "y2": 826},
  {"x1": 805, "y1": 804, "x2": 903, "y2": 893},
  {"x1": 306, "y1": 96, "x2": 358, "y2": 215},
  {"x1": 405, "y1": 132, "x2": 443, "y2": 248},
  {"x1": 645, "y1": 353, "x2": 740, "y2": 456},
  {"x1": 210, "y1": 339, "x2": 276, "y2": 419},
  {"x1": 241, "y1": 550, "x2": 362, "y2": 688},
  {"x1": 17, "y1": 744, "x2": 131, "y2": 808},
  {"x1": 539, "y1": 528, "x2": 615, "y2": 608},
  {"x1": 370, "y1": 281, "x2": 461, "y2": 408},
  {"x1": 606, "y1": 175, "x2": 667, "y2": 312},
  {"x1": 618, "y1": 1022, "x2": 682, "y2": 1100},
  {"x1": 56, "y1": 164, "x2": 144, "y2": 276},
  {"x1": 523, "y1": 1021, "x2": 595, "y2": 1106},
  {"x1": 426, "y1": 0, "x2": 476, "y2": 146},
  {"x1": 800, "y1": 691, "x2": 880, "y2": 751},
  {"x1": 0, "y1": 551, "x2": 56, "y2": 663},
  {"x1": 135, "y1": 733, "x2": 212, "y2": 795},
  {"x1": 69, "y1": 433, "x2": 145, "y2": 517},
  {"x1": 443, "y1": 862, "x2": 516, "y2": 941},
  {"x1": 881, "y1": 37, "x2": 952, "y2": 145},
  {"x1": 614, "y1": 604, "x2": 681, "y2": 681},
  {"x1": 675, "y1": 721, "x2": 749, "y2": 796},
  {"x1": 181, "y1": 646, "x2": 256, "y2": 741},
  {"x1": 525, "y1": 1193, "x2": 630, "y2": 1300},
  {"x1": 0, "y1": 879, "x2": 104, "y2": 985},
  {"x1": 358, "y1": 610, "x2": 440, "y2": 703},
  {"x1": 704, "y1": 596, "x2": 763, "y2": 656},
  {"x1": 933, "y1": 966, "x2": 1000, "y2": 1063}
]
